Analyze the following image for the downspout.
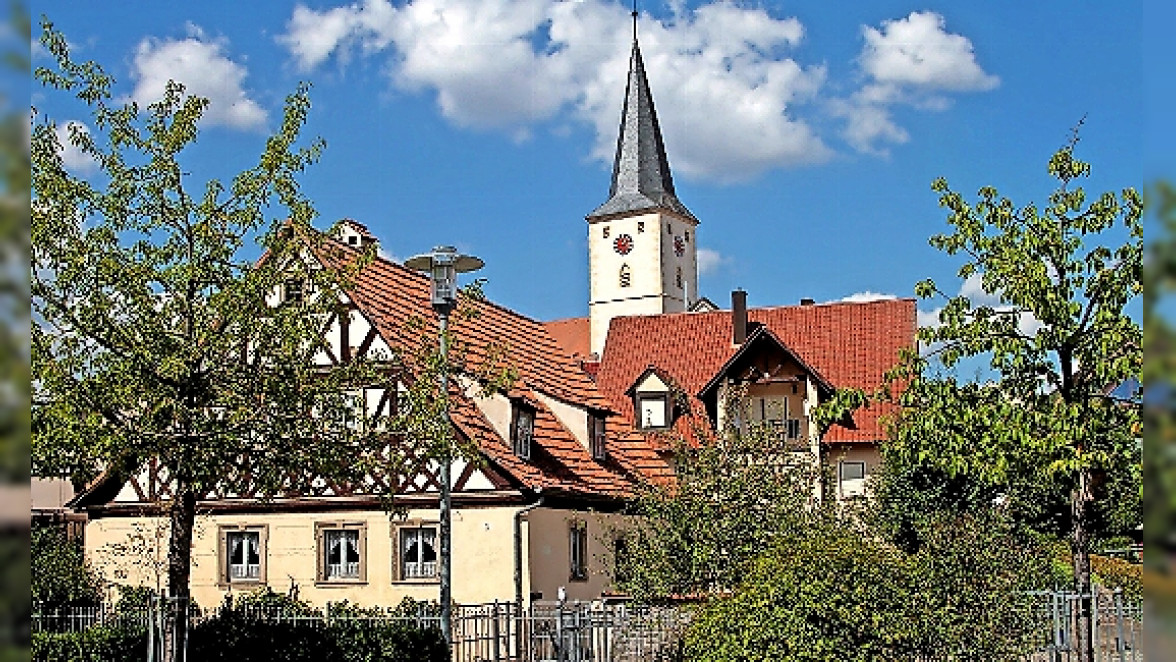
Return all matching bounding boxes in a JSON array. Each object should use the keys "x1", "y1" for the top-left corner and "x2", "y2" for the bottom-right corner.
[{"x1": 514, "y1": 493, "x2": 546, "y2": 611}]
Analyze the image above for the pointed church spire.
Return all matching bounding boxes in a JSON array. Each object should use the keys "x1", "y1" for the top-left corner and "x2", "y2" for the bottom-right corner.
[{"x1": 587, "y1": 19, "x2": 697, "y2": 223}]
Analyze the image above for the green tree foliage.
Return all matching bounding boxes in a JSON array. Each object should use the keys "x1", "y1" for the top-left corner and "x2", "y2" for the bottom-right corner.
[
  {"x1": 31, "y1": 526, "x2": 101, "y2": 611},
  {"x1": 685, "y1": 512, "x2": 1049, "y2": 662},
  {"x1": 31, "y1": 20, "x2": 400, "y2": 659},
  {"x1": 610, "y1": 389, "x2": 814, "y2": 601},
  {"x1": 872, "y1": 128, "x2": 1141, "y2": 662}
]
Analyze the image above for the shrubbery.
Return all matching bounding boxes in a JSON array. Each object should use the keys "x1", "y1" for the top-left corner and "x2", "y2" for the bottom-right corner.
[
  {"x1": 684, "y1": 513, "x2": 1050, "y2": 662},
  {"x1": 32, "y1": 590, "x2": 447, "y2": 662}
]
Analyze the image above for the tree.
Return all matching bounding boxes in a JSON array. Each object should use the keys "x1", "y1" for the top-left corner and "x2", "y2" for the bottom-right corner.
[
  {"x1": 32, "y1": 20, "x2": 397, "y2": 661},
  {"x1": 878, "y1": 127, "x2": 1141, "y2": 662},
  {"x1": 610, "y1": 388, "x2": 814, "y2": 601},
  {"x1": 32, "y1": 525, "x2": 102, "y2": 612}
]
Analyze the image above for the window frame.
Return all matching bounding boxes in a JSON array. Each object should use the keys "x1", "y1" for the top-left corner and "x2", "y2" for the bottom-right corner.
[
  {"x1": 282, "y1": 278, "x2": 305, "y2": 304},
  {"x1": 838, "y1": 461, "x2": 868, "y2": 499},
  {"x1": 511, "y1": 403, "x2": 535, "y2": 460},
  {"x1": 569, "y1": 520, "x2": 588, "y2": 582},
  {"x1": 391, "y1": 520, "x2": 439, "y2": 583},
  {"x1": 588, "y1": 412, "x2": 608, "y2": 461},
  {"x1": 315, "y1": 521, "x2": 368, "y2": 585},
  {"x1": 635, "y1": 392, "x2": 670, "y2": 430},
  {"x1": 218, "y1": 524, "x2": 268, "y2": 587}
]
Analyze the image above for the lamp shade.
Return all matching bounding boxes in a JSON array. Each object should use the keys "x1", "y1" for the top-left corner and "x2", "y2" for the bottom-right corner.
[{"x1": 404, "y1": 246, "x2": 483, "y2": 311}]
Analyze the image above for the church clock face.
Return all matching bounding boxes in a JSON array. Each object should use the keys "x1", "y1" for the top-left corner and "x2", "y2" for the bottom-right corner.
[
  {"x1": 613, "y1": 234, "x2": 634, "y2": 255},
  {"x1": 673, "y1": 235, "x2": 685, "y2": 257}
]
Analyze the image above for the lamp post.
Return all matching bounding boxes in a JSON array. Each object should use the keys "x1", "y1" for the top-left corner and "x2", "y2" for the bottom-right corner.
[{"x1": 403, "y1": 246, "x2": 483, "y2": 647}]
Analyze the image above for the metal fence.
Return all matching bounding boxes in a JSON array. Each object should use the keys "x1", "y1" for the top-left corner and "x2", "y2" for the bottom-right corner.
[
  {"x1": 33, "y1": 590, "x2": 1141, "y2": 662},
  {"x1": 1023, "y1": 590, "x2": 1143, "y2": 662}
]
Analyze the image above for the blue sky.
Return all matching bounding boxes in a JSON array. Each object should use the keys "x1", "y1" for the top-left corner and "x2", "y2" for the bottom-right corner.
[{"x1": 31, "y1": 1, "x2": 1145, "y2": 331}]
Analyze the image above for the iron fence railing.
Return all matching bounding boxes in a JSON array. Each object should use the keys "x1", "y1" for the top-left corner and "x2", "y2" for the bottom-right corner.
[
  {"x1": 32, "y1": 588, "x2": 1142, "y2": 662},
  {"x1": 1023, "y1": 589, "x2": 1143, "y2": 662}
]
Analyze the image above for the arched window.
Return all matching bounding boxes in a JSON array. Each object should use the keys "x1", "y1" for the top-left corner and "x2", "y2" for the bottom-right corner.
[{"x1": 620, "y1": 264, "x2": 631, "y2": 288}]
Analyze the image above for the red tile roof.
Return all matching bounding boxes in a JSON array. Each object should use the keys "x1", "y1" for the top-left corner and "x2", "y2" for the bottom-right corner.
[
  {"x1": 544, "y1": 317, "x2": 592, "y2": 360},
  {"x1": 593, "y1": 298, "x2": 916, "y2": 443},
  {"x1": 316, "y1": 240, "x2": 671, "y2": 498}
]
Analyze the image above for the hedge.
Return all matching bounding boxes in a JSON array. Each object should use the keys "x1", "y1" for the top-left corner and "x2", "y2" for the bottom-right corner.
[{"x1": 32, "y1": 592, "x2": 447, "y2": 662}]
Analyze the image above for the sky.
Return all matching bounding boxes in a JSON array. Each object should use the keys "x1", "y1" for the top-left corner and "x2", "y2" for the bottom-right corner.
[{"x1": 30, "y1": 0, "x2": 1147, "y2": 335}]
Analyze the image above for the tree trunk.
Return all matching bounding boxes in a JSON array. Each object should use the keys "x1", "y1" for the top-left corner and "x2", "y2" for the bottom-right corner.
[
  {"x1": 1071, "y1": 469, "x2": 1095, "y2": 662},
  {"x1": 163, "y1": 486, "x2": 197, "y2": 662}
]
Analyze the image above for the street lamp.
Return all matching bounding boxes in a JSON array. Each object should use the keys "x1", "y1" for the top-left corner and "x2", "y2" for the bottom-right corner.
[{"x1": 403, "y1": 246, "x2": 483, "y2": 646}]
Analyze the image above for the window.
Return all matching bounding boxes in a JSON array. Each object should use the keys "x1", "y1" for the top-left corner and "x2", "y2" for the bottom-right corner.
[
  {"x1": 684, "y1": 230, "x2": 690, "y2": 242},
  {"x1": 589, "y1": 412, "x2": 607, "y2": 461},
  {"x1": 347, "y1": 235, "x2": 359, "y2": 246},
  {"x1": 316, "y1": 523, "x2": 367, "y2": 583},
  {"x1": 613, "y1": 536, "x2": 629, "y2": 585},
  {"x1": 569, "y1": 521, "x2": 588, "y2": 581},
  {"x1": 283, "y1": 279, "x2": 304, "y2": 304},
  {"x1": 219, "y1": 525, "x2": 267, "y2": 585},
  {"x1": 675, "y1": 266, "x2": 683, "y2": 289},
  {"x1": 637, "y1": 220, "x2": 645, "y2": 233},
  {"x1": 637, "y1": 393, "x2": 669, "y2": 429},
  {"x1": 747, "y1": 396, "x2": 804, "y2": 447},
  {"x1": 603, "y1": 226, "x2": 610, "y2": 238},
  {"x1": 839, "y1": 461, "x2": 868, "y2": 499},
  {"x1": 619, "y1": 264, "x2": 631, "y2": 288},
  {"x1": 512, "y1": 404, "x2": 535, "y2": 460},
  {"x1": 396, "y1": 524, "x2": 438, "y2": 581}
]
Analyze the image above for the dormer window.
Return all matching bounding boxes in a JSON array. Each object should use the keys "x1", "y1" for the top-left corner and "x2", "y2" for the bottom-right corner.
[
  {"x1": 347, "y1": 235, "x2": 359, "y2": 246},
  {"x1": 589, "y1": 412, "x2": 607, "y2": 461},
  {"x1": 283, "y1": 279, "x2": 304, "y2": 304},
  {"x1": 637, "y1": 393, "x2": 669, "y2": 429},
  {"x1": 512, "y1": 403, "x2": 535, "y2": 460}
]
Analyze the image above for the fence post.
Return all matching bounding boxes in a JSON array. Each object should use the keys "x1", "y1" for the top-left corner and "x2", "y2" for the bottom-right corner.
[
  {"x1": 1113, "y1": 588, "x2": 1126, "y2": 662},
  {"x1": 492, "y1": 600, "x2": 501, "y2": 662}
]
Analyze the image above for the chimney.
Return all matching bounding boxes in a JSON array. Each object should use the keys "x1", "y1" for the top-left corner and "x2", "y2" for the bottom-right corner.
[
  {"x1": 800, "y1": 297, "x2": 815, "y2": 306},
  {"x1": 732, "y1": 289, "x2": 748, "y2": 345}
]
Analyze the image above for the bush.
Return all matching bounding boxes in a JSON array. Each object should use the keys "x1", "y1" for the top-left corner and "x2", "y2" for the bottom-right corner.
[
  {"x1": 1090, "y1": 554, "x2": 1142, "y2": 601},
  {"x1": 32, "y1": 627, "x2": 145, "y2": 662},
  {"x1": 185, "y1": 590, "x2": 447, "y2": 662},
  {"x1": 31, "y1": 526, "x2": 99, "y2": 611},
  {"x1": 684, "y1": 513, "x2": 1050, "y2": 662}
]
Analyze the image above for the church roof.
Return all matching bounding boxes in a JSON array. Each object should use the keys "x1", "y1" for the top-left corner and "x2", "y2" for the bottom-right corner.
[{"x1": 587, "y1": 38, "x2": 697, "y2": 223}]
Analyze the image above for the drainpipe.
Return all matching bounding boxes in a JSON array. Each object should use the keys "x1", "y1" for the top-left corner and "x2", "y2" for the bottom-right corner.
[{"x1": 514, "y1": 494, "x2": 546, "y2": 611}]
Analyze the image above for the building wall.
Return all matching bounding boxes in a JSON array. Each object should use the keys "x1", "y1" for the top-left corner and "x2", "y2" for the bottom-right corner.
[
  {"x1": 823, "y1": 444, "x2": 883, "y2": 501},
  {"x1": 523, "y1": 508, "x2": 626, "y2": 603},
  {"x1": 85, "y1": 505, "x2": 521, "y2": 610}
]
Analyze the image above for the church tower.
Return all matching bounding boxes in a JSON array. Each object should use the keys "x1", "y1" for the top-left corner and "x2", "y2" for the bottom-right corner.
[{"x1": 586, "y1": 17, "x2": 699, "y2": 357}]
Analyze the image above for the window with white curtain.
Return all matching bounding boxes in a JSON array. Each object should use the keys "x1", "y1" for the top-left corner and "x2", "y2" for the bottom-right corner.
[
  {"x1": 227, "y1": 531, "x2": 261, "y2": 580},
  {"x1": 399, "y1": 526, "x2": 438, "y2": 580},
  {"x1": 316, "y1": 523, "x2": 366, "y2": 582},
  {"x1": 219, "y1": 525, "x2": 267, "y2": 585}
]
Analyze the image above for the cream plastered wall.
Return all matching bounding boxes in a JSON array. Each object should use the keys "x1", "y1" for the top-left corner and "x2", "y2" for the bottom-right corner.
[
  {"x1": 85, "y1": 505, "x2": 522, "y2": 610},
  {"x1": 523, "y1": 508, "x2": 627, "y2": 603}
]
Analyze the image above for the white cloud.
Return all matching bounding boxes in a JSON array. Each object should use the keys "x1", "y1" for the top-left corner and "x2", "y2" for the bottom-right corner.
[
  {"x1": 129, "y1": 28, "x2": 267, "y2": 131},
  {"x1": 697, "y1": 247, "x2": 727, "y2": 276},
  {"x1": 279, "y1": 0, "x2": 831, "y2": 182},
  {"x1": 839, "y1": 291, "x2": 897, "y2": 303},
  {"x1": 54, "y1": 121, "x2": 99, "y2": 174},
  {"x1": 859, "y1": 12, "x2": 999, "y2": 92},
  {"x1": 278, "y1": 3, "x2": 998, "y2": 179},
  {"x1": 838, "y1": 11, "x2": 998, "y2": 155}
]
